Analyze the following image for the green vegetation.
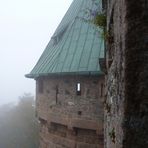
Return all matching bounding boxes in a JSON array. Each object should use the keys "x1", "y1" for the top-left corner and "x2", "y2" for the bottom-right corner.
[
  {"x1": 109, "y1": 127, "x2": 116, "y2": 143},
  {"x1": 93, "y1": 13, "x2": 106, "y2": 28}
]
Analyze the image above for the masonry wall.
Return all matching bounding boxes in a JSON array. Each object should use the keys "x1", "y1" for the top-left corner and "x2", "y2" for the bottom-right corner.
[
  {"x1": 36, "y1": 75, "x2": 104, "y2": 148},
  {"x1": 105, "y1": 0, "x2": 148, "y2": 147}
]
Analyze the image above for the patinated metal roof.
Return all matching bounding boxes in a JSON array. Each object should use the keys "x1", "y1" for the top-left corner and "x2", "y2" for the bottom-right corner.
[{"x1": 26, "y1": 0, "x2": 104, "y2": 78}]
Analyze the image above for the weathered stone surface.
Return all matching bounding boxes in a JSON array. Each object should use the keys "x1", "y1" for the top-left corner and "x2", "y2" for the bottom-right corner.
[
  {"x1": 36, "y1": 75, "x2": 104, "y2": 148},
  {"x1": 105, "y1": 0, "x2": 148, "y2": 147}
]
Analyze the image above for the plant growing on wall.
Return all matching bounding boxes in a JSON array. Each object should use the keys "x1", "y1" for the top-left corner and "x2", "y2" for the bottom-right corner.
[
  {"x1": 92, "y1": 13, "x2": 106, "y2": 29},
  {"x1": 109, "y1": 127, "x2": 116, "y2": 143},
  {"x1": 80, "y1": 0, "x2": 107, "y2": 40}
]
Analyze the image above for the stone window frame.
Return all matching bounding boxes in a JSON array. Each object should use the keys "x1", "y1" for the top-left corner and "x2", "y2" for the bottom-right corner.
[{"x1": 76, "y1": 82, "x2": 81, "y2": 95}]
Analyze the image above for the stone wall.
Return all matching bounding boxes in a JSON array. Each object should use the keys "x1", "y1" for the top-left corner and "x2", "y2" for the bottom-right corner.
[
  {"x1": 36, "y1": 75, "x2": 104, "y2": 148},
  {"x1": 104, "y1": 0, "x2": 126, "y2": 147},
  {"x1": 105, "y1": 0, "x2": 148, "y2": 147}
]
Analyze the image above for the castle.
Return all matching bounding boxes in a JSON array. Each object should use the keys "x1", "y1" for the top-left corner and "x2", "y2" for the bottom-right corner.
[
  {"x1": 26, "y1": 0, "x2": 104, "y2": 147},
  {"x1": 26, "y1": 0, "x2": 148, "y2": 147}
]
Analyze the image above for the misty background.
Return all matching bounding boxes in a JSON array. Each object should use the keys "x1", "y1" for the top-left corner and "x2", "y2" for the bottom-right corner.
[
  {"x1": 0, "y1": 0, "x2": 73, "y2": 147},
  {"x1": 0, "y1": 93, "x2": 39, "y2": 147},
  {"x1": 0, "y1": 0, "x2": 72, "y2": 105}
]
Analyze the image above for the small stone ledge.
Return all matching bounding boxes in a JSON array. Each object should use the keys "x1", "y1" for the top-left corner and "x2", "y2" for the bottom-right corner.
[
  {"x1": 37, "y1": 109, "x2": 48, "y2": 121},
  {"x1": 41, "y1": 133, "x2": 102, "y2": 148},
  {"x1": 48, "y1": 113, "x2": 103, "y2": 133}
]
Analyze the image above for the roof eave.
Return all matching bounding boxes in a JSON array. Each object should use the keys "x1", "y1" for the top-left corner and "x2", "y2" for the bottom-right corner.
[{"x1": 25, "y1": 71, "x2": 104, "y2": 79}]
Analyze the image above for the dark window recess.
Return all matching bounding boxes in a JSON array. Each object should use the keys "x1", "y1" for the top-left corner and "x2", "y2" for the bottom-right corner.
[
  {"x1": 100, "y1": 83, "x2": 104, "y2": 97},
  {"x1": 78, "y1": 111, "x2": 82, "y2": 115},
  {"x1": 76, "y1": 83, "x2": 81, "y2": 95},
  {"x1": 38, "y1": 79, "x2": 43, "y2": 93},
  {"x1": 38, "y1": 117, "x2": 47, "y2": 125},
  {"x1": 48, "y1": 122, "x2": 67, "y2": 136},
  {"x1": 74, "y1": 127, "x2": 96, "y2": 137},
  {"x1": 55, "y1": 85, "x2": 59, "y2": 104}
]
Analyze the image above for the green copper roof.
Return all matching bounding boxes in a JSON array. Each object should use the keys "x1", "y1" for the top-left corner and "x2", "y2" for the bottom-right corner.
[{"x1": 26, "y1": 0, "x2": 104, "y2": 78}]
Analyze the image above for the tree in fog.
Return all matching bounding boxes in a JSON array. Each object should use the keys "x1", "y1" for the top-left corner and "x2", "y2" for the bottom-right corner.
[{"x1": 0, "y1": 93, "x2": 39, "y2": 148}]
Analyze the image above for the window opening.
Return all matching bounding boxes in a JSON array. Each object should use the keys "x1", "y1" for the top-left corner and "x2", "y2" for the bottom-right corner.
[
  {"x1": 38, "y1": 79, "x2": 43, "y2": 93},
  {"x1": 51, "y1": 24, "x2": 69, "y2": 46},
  {"x1": 55, "y1": 85, "x2": 59, "y2": 104},
  {"x1": 76, "y1": 83, "x2": 81, "y2": 95},
  {"x1": 100, "y1": 83, "x2": 104, "y2": 97},
  {"x1": 78, "y1": 111, "x2": 82, "y2": 115}
]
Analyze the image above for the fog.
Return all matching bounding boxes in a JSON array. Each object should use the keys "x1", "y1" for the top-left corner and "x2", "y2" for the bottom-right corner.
[
  {"x1": 0, "y1": 94, "x2": 39, "y2": 147},
  {"x1": 0, "y1": 0, "x2": 73, "y2": 105}
]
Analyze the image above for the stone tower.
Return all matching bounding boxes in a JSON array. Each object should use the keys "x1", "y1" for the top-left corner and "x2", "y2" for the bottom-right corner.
[{"x1": 26, "y1": 0, "x2": 104, "y2": 147}]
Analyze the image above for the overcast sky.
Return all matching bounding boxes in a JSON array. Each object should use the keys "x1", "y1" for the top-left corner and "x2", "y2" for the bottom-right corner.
[{"x1": 0, "y1": 0, "x2": 73, "y2": 105}]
